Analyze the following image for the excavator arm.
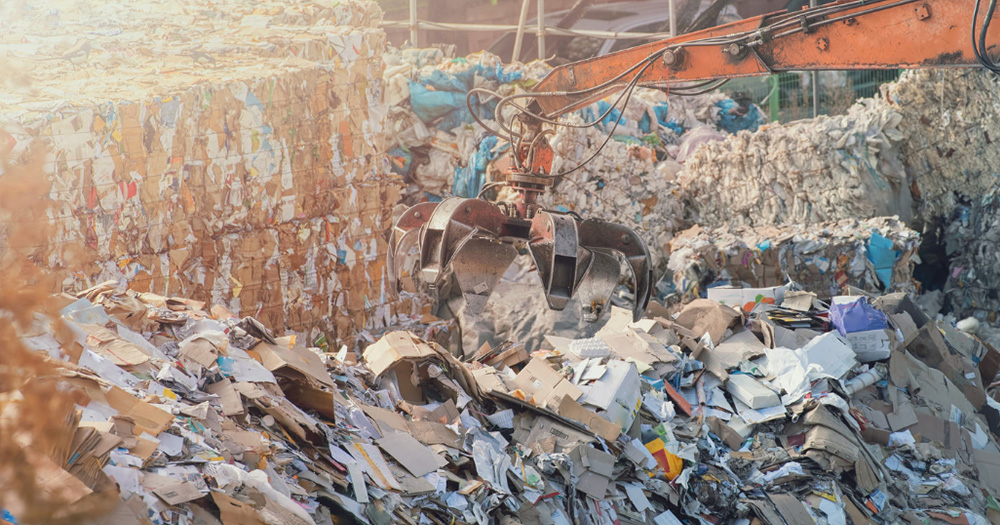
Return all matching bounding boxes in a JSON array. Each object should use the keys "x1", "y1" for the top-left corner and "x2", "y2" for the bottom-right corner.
[
  {"x1": 532, "y1": 0, "x2": 1000, "y2": 117},
  {"x1": 388, "y1": 0, "x2": 998, "y2": 323}
]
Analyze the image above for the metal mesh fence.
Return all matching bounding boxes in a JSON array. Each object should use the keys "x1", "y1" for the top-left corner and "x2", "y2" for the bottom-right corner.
[{"x1": 723, "y1": 69, "x2": 902, "y2": 123}]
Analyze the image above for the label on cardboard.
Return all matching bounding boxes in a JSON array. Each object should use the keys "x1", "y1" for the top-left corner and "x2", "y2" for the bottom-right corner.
[
  {"x1": 708, "y1": 285, "x2": 786, "y2": 311},
  {"x1": 845, "y1": 329, "x2": 891, "y2": 362}
]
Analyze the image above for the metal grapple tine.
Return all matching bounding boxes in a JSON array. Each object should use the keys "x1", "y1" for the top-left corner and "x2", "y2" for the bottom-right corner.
[
  {"x1": 528, "y1": 211, "x2": 584, "y2": 311},
  {"x1": 389, "y1": 228, "x2": 423, "y2": 297},
  {"x1": 388, "y1": 202, "x2": 438, "y2": 298},
  {"x1": 451, "y1": 238, "x2": 518, "y2": 317},
  {"x1": 578, "y1": 218, "x2": 654, "y2": 321},
  {"x1": 575, "y1": 249, "x2": 620, "y2": 322},
  {"x1": 418, "y1": 198, "x2": 509, "y2": 288}
]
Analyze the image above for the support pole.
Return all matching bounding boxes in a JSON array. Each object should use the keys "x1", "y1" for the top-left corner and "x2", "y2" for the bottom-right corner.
[
  {"x1": 810, "y1": 0, "x2": 819, "y2": 117},
  {"x1": 769, "y1": 75, "x2": 781, "y2": 122},
  {"x1": 669, "y1": 0, "x2": 677, "y2": 37},
  {"x1": 512, "y1": 0, "x2": 531, "y2": 62},
  {"x1": 409, "y1": 0, "x2": 418, "y2": 47},
  {"x1": 537, "y1": 0, "x2": 547, "y2": 60}
]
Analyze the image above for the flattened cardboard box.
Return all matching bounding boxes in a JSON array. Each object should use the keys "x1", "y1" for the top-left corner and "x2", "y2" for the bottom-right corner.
[
  {"x1": 67, "y1": 377, "x2": 174, "y2": 436},
  {"x1": 362, "y1": 331, "x2": 437, "y2": 378},
  {"x1": 556, "y1": 395, "x2": 621, "y2": 442},
  {"x1": 510, "y1": 357, "x2": 582, "y2": 408}
]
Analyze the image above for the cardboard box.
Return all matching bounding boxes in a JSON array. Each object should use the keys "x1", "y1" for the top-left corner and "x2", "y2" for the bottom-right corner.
[
  {"x1": 483, "y1": 345, "x2": 529, "y2": 369},
  {"x1": 725, "y1": 374, "x2": 780, "y2": 409},
  {"x1": 512, "y1": 414, "x2": 594, "y2": 453},
  {"x1": 577, "y1": 360, "x2": 642, "y2": 431},
  {"x1": 363, "y1": 332, "x2": 438, "y2": 376},
  {"x1": 254, "y1": 337, "x2": 335, "y2": 389}
]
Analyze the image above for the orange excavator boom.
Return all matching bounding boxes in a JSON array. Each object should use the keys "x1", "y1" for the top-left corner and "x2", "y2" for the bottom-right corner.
[{"x1": 532, "y1": 0, "x2": 1000, "y2": 117}]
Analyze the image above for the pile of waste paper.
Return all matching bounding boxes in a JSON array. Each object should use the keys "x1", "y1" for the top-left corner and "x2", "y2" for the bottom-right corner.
[
  {"x1": 673, "y1": 69, "x2": 1000, "y2": 329},
  {"x1": 678, "y1": 95, "x2": 912, "y2": 228},
  {"x1": 943, "y1": 180, "x2": 1000, "y2": 327},
  {"x1": 383, "y1": 48, "x2": 766, "y2": 268},
  {"x1": 7, "y1": 270, "x2": 1000, "y2": 524},
  {"x1": 666, "y1": 216, "x2": 921, "y2": 304},
  {"x1": 677, "y1": 69, "x2": 1000, "y2": 230}
]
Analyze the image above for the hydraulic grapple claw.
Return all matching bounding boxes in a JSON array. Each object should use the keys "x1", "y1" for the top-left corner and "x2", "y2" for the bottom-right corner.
[
  {"x1": 387, "y1": 124, "x2": 653, "y2": 322},
  {"x1": 578, "y1": 218, "x2": 653, "y2": 321},
  {"x1": 452, "y1": 238, "x2": 518, "y2": 316},
  {"x1": 528, "y1": 211, "x2": 586, "y2": 311},
  {"x1": 388, "y1": 202, "x2": 438, "y2": 298},
  {"x1": 575, "y1": 249, "x2": 620, "y2": 322},
  {"x1": 388, "y1": 196, "x2": 653, "y2": 322},
  {"x1": 417, "y1": 197, "x2": 510, "y2": 288}
]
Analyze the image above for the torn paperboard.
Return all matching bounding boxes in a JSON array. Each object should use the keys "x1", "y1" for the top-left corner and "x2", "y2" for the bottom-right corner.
[
  {"x1": 254, "y1": 339, "x2": 335, "y2": 389},
  {"x1": 555, "y1": 395, "x2": 621, "y2": 442},
  {"x1": 346, "y1": 443, "x2": 402, "y2": 492},
  {"x1": 376, "y1": 432, "x2": 444, "y2": 477},
  {"x1": 673, "y1": 299, "x2": 743, "y2": 343},
  {"x1": 206, "y1": 379, "x2": 245, "y2": 417},
  {"x1": 569, "y1": 445, "x2": 615, "y2": 499},
  {"x1": 211, "y1": 492, "x2": 268, "y2": 525},
  {"x1": 510, "y1": 357, "x2": 582, "y2": 408},
  {"x1": 78, "y1": 324, "x2": 151, "y2": 367}
]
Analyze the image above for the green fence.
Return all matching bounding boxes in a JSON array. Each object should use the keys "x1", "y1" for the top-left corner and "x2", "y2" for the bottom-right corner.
[{"x1": 723, "y1": 69, "x2": 902, "y2": 123}]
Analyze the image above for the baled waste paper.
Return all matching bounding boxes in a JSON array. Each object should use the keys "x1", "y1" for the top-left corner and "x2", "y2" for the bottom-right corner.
[
  {"x1": 677, "y1": 69, "x2": 1000, "y2": 230},
  {"x1": 666, "y1": 216, "x2": 921, "y2": 304},
  {"x1": 0, "y1": 0, "x2": 402, "y2": 349},
  {"x1": 674, "y1": 69, "x2": 1000, "y2": 332},
  {"x1": 943, "y1": 180, "x2": 1000, "y2": 327}
]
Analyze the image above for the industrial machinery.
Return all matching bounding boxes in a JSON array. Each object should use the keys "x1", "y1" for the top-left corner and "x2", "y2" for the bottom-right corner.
[{"x1": 389, "y1": 0, "x2": 999, "y2": 322}]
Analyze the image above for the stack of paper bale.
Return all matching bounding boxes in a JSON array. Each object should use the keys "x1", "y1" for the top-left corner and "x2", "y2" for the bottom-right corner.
[
  {"x1": 675, "y1": 69, "x2": 1000, "y2": 325},
  {"x1": 678, "y1": 69, "x2": 1000, "y2": 230},
  {"x1": 667, "y1": 216, "x2": 921, "y2": 303},
  {"x1": 0, "y1": 0, "x2": 398, "y2": 348}
]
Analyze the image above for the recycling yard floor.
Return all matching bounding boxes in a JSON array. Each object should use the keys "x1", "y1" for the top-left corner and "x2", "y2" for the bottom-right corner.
[{"x1": 3, "y1": 0, "x2": 1000, "y2": 524}]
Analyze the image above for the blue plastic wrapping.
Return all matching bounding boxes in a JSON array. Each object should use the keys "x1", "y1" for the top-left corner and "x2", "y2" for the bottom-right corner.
[
  {"x1": 453, "y1": 135, "x2": 502, "y2": 198},
  {"x1": 829, "y1": 296, "x2": 889, "y2": 336},
  {"x1": 594, "y1": 100, "x2": 625, "y2": 130},
  {"x1": 408, "y1": 64, "x2": 523, "y2": 131},
  {"x1": 408, "y1": 81, "x2": 467, "y2": 127},
  {"x1": 866, "y1": 232, "x2": 900, "y2": 288},
  {"x1": 388, "y1": 146, "x2": 413, "y2": 178},
  {"x1": 652, "y1": 103, "x2": 683, "y2": 134},
  {"x1": 714, "y1": 99, "x2": 766, "y2": 134}
]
